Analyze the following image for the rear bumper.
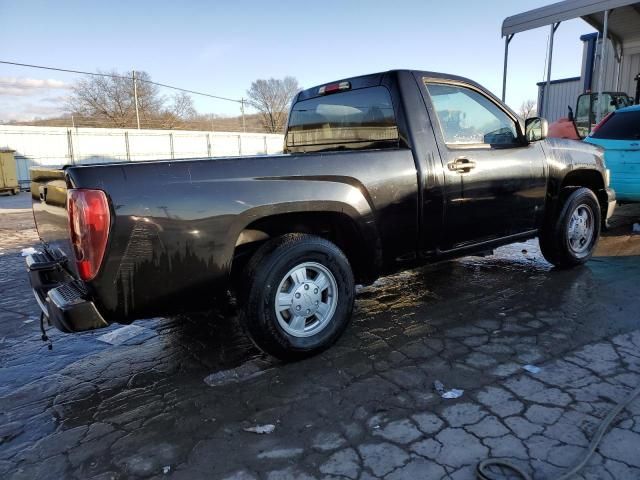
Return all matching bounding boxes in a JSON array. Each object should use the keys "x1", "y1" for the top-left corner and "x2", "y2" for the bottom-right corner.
[{"x1": 26, "y1": 250, "x2": 108, "y2": 333}]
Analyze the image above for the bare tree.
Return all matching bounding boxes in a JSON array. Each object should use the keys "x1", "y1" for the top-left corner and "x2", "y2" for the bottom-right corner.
[
  {"x1": 67, "y1": 71, "x2": 159, "y2": 127},
  {"x1": 159, "y1": 92, "x2": 198, "y2": 129},
  {"x1": 67, "y1": 71, "x2": 195, "y2": 129},
  {"x1": 518, "y1": 99, "x2": 537, "y2": 120},
  {"x1": 246, "y1": 77, "x2": 300, "y2": 133}
]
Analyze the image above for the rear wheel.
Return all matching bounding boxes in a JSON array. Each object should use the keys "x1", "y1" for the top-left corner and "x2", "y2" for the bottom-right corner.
[
  {"x1": 539, "y1": 187, "x2": 601, "y2": 268},
  {"x1": 239, "y1": 234, "x2": 355, "y2": 360},
  {"x1": 10, "y1": 188, "x2": 17, "y2": 195}
]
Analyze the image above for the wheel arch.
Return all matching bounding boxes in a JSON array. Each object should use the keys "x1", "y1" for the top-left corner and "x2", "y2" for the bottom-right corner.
[
  {"x1": 546, "y1": 168, "x2": 608, "y2": 225},
  {"x1": 232, "y1": 207, "x2": 381, "y2": 285}
]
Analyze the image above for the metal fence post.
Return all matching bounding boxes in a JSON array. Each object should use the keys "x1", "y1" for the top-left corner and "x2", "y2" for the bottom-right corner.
[
  {"x1": 67, "y1": 129, "x2": 75, "y2": 164},
  {"x1": 125, "y1": 131, "x2": 130, "y2": 161}
]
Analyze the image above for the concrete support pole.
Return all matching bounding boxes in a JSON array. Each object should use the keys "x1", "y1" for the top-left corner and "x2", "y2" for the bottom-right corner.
[{"x1": 596, "y1": 10, "x2": 609, "y2": 123}]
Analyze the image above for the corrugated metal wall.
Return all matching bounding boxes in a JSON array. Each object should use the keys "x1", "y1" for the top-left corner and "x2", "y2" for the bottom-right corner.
[
  {"x1": 585, "y1": 38, "x2": 639, "y2": 96},
  {"x1": 540, "y1": 35, "x2": 640, "y2": 123},
  {"x1": 591, "y1": 38, "x2": 619, "y2": 92},
  {"x1": 537, "y1": 78, "x2": 583, "y2": 122},
  {"x1": 619, "y1": 52, "x2": 640, "y2": 96},
  {"x1": 0, "y1": 126, "x2": 284, "y2": 185}
]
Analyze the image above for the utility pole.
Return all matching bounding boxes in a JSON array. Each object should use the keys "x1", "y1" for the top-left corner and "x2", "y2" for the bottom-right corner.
[
  {"x1": 240, "y1": 98, "x2": 246, "y2": 133},
  {"x1": 132, "y1": 70, "x2": 141, "y2": 130}
]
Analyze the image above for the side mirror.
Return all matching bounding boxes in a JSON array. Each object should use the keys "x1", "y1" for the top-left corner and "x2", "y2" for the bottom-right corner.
[{"x1": 525, "y1": 117, "x2": 548, "y2": 142}]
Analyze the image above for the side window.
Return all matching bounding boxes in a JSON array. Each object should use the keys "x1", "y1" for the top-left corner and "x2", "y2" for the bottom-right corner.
[{"x1": 425, "y1": 82, "x2": 519, "y2": 146}]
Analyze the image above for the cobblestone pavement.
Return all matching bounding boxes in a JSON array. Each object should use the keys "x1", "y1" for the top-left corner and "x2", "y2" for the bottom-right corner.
[{"x1": 1, "y1": 192, "x2": 640, "y2": 480}]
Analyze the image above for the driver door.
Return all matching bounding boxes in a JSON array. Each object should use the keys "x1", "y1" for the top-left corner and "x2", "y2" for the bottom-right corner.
[{"x1": 422, "y1": 80, "x2": 546, "y2": 250}]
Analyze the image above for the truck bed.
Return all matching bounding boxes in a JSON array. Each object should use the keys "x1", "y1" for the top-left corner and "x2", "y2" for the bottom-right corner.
[{"x1": 30, "y1": 150, "x2": 419, "y2": 325}]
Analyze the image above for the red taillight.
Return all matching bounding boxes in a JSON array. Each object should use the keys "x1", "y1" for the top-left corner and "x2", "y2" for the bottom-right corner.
[
  {"x1": 591, "y1": 112, "x2": 613, "y2": 134},
  {"x1": 67, "y1": 189, "x2": 111, "y2": 281}
]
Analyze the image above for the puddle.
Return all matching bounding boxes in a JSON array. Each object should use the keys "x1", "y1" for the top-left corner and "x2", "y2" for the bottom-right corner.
[{"x1": 97, "y1": 324, "x2": 151, "y2": 346}]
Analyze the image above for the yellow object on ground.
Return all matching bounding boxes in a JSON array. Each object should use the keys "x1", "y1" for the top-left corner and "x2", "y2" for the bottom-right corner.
[{"x1": 0, "y1": 149, "x2": 19, "y2": 195}]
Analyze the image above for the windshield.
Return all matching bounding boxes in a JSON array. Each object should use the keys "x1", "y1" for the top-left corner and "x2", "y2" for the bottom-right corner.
[{"x1": 591, "y1": 110, "x2": 640, "y2": 140}]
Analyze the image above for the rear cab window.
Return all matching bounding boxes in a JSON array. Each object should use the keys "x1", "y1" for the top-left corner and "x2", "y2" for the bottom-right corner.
[
  {"x1": 591, "y1": 111, "x2": 640, "y2": 140},
  {"x1": 285, "y1": 86, "x2": 399, "y2": 153}
]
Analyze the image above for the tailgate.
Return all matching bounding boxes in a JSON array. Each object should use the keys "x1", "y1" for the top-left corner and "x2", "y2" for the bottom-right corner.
[{"x1": 30, "y1": 166, "x2": 77, "y2": 274}]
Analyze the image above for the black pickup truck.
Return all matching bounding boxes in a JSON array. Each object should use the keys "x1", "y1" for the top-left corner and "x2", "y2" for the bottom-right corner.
[{"x1": 28, "y1": 70, "x2": 616, "y2": 359}]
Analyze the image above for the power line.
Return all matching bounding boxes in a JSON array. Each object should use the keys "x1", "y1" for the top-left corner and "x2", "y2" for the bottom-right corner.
[
  {"x1": 145, "y1": 80, "x2": 243, "y2": 103},
  {"x1": 0, "y1": 60, "x2": 127, "y2": 79},
  {"x1": 0, "y1": 59, "x2": 243, "y2": 103}
]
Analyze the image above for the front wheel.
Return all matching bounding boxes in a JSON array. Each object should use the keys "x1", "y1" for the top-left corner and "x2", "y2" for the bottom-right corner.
[
  {"x1": 239, "y1": 234, "x2": 355, "y2": 360},
  {"x1": 539, "y1": 187, "x2": 601, "y2": 268}
]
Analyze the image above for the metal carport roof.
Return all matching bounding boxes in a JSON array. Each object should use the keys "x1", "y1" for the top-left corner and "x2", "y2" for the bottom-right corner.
[
  {"x1": 502, "y1": 0, "x2": 640, "y2": 42},
  {"x1": 500, "y1": 0, "x2": 640, "y2": 121}
]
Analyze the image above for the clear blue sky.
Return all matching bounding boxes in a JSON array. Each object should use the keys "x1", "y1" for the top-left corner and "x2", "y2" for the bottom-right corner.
[{"x1": 0, "y1": 0, "x2": 595, "y2": 121}]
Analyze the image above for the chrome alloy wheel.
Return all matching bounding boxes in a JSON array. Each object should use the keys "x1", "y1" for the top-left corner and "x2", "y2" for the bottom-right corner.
[
  {"x1": 567, "y1": 203, "x2": 595, "y2": 257},
  {"x1": 274, "y1": 262, "x2": 338, "y2": 338}
]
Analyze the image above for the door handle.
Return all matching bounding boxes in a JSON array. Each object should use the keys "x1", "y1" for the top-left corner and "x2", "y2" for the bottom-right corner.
[{"x1": 447, "y1": 157, "x2": 476, "y2": 173}]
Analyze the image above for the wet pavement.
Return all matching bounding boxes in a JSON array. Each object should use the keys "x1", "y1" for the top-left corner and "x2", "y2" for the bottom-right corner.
[{"x1": 1, "y1": 192, "x2": 640, "y2": 480}]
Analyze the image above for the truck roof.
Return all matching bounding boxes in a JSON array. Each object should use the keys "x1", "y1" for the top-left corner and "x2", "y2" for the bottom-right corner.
[
  {"x1": 617, "y1": 104, "x2": 640, "y2": 113},
  {"x1": 294, "y1": 69, "x2": 512, "y2": 117},
  {"x1": 296, "y1": 69, "x2": 493, "y2": 100}
]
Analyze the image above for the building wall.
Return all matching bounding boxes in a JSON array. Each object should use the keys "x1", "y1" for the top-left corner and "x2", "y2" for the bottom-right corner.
[
  {"x1": 587, "y1": 36, "x2": 639, "y2": 95},
  {"x1": 0, "y1": 126, "x2": 284, "y2": 184},
  {"x1": 618, "y1": 51, "x2": 640, "y2": 97},
  {"x1": 540, "y1": 34, "x2": 639, "y2": 124},
  {"x1": 537, "y1": 78, "x2": 583, "y2": 122}
]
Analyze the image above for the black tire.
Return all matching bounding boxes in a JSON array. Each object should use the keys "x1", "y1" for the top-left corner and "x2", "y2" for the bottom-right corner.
[
  {"x1": 539, "y1": 187, "x2": 601, "y2": 268},
  {"x1": 239, "y1": 233, "x2": 355, "y2": 360},
  {"x1": 10, "y1": 189, "x2": 17, "y2": 195}
]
